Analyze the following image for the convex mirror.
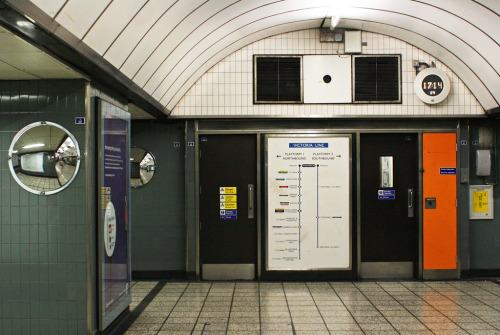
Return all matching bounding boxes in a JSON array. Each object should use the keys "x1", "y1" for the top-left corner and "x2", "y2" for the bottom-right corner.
[
  {"x1": 130, "y1": 147, "x2": 156, "y2": 188},
  {"x1": 8, "y1": 121, "x2": 81, "y2": 195}
]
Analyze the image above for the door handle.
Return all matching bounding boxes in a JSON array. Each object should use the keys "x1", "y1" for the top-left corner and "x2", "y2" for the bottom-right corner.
[
  {"x1": 248, "y1": 184, "x2": 254, "y2": 219},
  {"x1": 408, "y1": 188, "x2": 414, "y2": 218}
]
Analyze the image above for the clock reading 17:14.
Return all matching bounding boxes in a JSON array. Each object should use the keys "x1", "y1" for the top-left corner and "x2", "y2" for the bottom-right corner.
[{"x1": 422, "y1": 74, "x2": 444, "y2": 96}]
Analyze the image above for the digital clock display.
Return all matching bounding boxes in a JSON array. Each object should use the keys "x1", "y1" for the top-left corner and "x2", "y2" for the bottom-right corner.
[{"x1": 422, "y1": 74, "x2": 444, "y2": 96}]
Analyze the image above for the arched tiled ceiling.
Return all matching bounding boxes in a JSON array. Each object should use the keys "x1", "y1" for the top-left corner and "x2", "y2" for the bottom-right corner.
[{"x1": 28, "y1": 0, "x2": 500, "y2": 114}]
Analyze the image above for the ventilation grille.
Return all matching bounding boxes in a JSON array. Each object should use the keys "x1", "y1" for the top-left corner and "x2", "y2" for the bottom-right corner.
[
  {"x1": 254, "y1": 56, "x2": 302, "y2": 103},
  {"x1": 354, "y1": 56, "x2": 400, "y2": 102}
]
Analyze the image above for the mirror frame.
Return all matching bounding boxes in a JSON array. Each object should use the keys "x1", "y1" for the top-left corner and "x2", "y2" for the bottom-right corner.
[
  {"x1": 8, "y1": 121, "x2": 81, "y2": 195},
  {"x1": 130, "y1": 146, "x2": 157, "y2": 189}
]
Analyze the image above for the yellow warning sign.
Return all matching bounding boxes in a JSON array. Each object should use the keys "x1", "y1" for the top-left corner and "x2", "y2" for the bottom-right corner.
[
  {"x1": 473, "y1": 191, "x2": 488, "y2": 212},
  {"x1": 220, "y1": 202, "x2": 237, "y2": 209},
  {"x1": 220, "y1": 195, "x2": 237, "y2": 202},
  {"x1": 220, "y1": 187, "x2": 237, "y2": 194}
]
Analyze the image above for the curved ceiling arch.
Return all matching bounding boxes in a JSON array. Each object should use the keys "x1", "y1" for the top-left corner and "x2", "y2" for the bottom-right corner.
[{"x1": 25, "y1": 0, "x2": 500, "y2": 113}]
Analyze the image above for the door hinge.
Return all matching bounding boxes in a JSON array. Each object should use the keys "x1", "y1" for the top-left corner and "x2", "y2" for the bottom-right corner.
[
  {"x1": 456, "y1": 199, "x2": 458, "y2": 208},
  {"x1": 199, "y1": 186, "x2": 202, "y2": 194},
  {"x1": 456, "y1": 143, "x2": 458, "y2": 151}
]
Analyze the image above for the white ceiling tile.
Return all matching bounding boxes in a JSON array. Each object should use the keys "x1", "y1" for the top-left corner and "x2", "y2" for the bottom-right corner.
[
  {"x1": 83, "y1": 0, "x2": 147, "y2": 55},
  {"x1": 30, "y1": 0, "x2": 67, "y2": 18},
  {"x1": 103, "y1": 0, "x2": 177, "y2": 68},
  {"x1": 120, "y1": 0, "x2": 206, "y2": 79},
  {"x1": 55, "y1": 0, "x2": 112, "y2": 39}
]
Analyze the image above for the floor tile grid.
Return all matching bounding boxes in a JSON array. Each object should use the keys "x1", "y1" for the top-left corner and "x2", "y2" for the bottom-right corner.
[
  {"x1": 374, "y1": 282, "x2": 442, "y2": 335},
  {"x1": 399, "y1": 281, "x2": 473, "y2": 335},
  {"x1": 333, "y1": 282, "x2": 402, "y2": 335},
  {"x1": 123, "y1": 281, "x2": 500, "y2": 335},
  {"x1": 401, "y1": 281, "x2": 491, "y2": 335},
  {"x1": 320, "y1": 282, "x2": 365, "y2": 335},
  {"x1": 306, "y1": 283, "x2": 348, "y2": 334},
  {"x1": 429, "y1": 281, "x2": 500, "y2": 334},
  {"x1": 156, "y1": 282, "x2": 193, "y2": 334}
]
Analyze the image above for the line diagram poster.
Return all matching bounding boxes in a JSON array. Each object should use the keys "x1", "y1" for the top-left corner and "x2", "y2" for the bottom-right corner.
[{"x1": 266, "y1": 136, "x2": 351, "y2": 270}]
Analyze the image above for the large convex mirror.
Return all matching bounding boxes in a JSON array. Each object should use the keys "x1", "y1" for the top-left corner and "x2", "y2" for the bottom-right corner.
[
  {"x1": 130, "y1": 147, "x2": 156, "y2": 188},
  {"x1": 8, "y1": 121, "x2": 81, "y2": 195}
]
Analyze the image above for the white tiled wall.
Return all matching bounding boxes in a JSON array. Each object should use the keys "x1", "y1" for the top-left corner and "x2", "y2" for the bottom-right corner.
[{"x1": 172, "y1": 29, "x2": 484, "y2": 117}]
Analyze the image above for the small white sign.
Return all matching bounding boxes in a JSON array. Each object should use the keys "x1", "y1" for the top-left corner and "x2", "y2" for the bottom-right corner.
[{"x1": 75, "y1": 117, "x2": 85, "y2": 124}]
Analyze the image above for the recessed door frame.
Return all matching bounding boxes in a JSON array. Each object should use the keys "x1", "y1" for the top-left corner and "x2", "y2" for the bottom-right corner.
[{"x1": 193, "y1": 120, "x2": 460, "y2": 281}]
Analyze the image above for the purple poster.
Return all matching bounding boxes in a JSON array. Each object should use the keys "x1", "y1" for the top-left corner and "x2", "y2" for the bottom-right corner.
[{"x1": 97, "y1": 99, "x2": 131, "y2": 330}]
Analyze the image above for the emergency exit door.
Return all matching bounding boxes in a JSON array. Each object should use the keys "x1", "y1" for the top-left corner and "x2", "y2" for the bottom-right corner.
[
  {"x1": 360, "y1": 133, "x2": 418, "y2": 278},
  {"x1": 199, "y1": 135, "x2": 257, "y2": 280}
]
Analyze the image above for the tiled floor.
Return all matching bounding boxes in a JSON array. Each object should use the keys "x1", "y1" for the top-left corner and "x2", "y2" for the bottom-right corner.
[
  {"x1": 124, "y1": 280, "x2": 500, "y2": 335},
  {"x1": 16, "y1": 172, "x2": 60, "y2": 191}
]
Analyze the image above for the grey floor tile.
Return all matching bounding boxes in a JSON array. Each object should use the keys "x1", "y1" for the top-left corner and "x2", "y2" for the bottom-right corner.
[
  {"x1": 391, "y1": 323, "x2": 430, "y2": 331},
  {"x1": 397, "y1": 331, "x2": 434, "y2": 335},
  {"x1": 229, "y1": 317, "x2": 260, "y2": 324},
  {"x1": 457, "y1": 322, "x2": 498, "y2": 331},
  {"x1": 160, "y1": 323, "x2": 195, "y2": 331},
  {"x1": 126, "y1": 323, "x2": 163, "y2": 331},
  {"x1": 380, "y1": 310, "x2": 414, "y2": 317},
  {"x1": 359, "y1": 323, "x2": 395, "y2": 331},
  {"x1": 292, "y1": 323, "x2": 328, "y2": 330},
  {"x1": 362, "y1": 331, "x2": 399, "y2": 335},
  {"x1": 291, "y1": 316, "x2": 325, "y2": 323},
  {"x1": 425, "y1": 322, "x2": 464, "y2": 331},
  {"x1": 227, "y1": 323, "x2": 260, "y2": 331},
  {"x1": 261, "y1": 315, "x2": 291, "y2": 321},
  {"x1": 385, "y1": 316, "x2": 421, "y2": 324},
  {"x1": 355, "y1": 316, "x2": 389, "y2": 324},
  {"x1": 164, "y1": 317, "x2": 198, "y2": 324},
  {"x1": 132, "y1": 317, "x2": 166, "y2": 324},
  {"x1": 326, "y1": 323, "x2": 362, "y2": 331},
  {"x1": 322, "y1": 316, "x2": 357, "y2": 323},
  {"x1": 195, "y1": 322, "x2": 228, "y2": 331},
  {"x1": 260, "y1": 323, "x2": 293, "y2": 331}
]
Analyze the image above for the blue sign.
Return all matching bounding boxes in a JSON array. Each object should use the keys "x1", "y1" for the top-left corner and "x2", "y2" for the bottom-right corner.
[
  {"x1": 75, "y1": 117, "x2": 85, "y2": 124},
  {"x1": 289, "y1": 143, "x2": 328, "y2": 148},
  {"x1": 461, "y1": 140, "x2": 467, "y2": 145},
  {"x1": 440, "y1": 168, "x2": 456, "y2": 175},
  {"x1": 220, "y1": 209, "x2": 237, "y2": 219},
  {"x1": 378, "y1": 189, "x2": 395, "y2": 200}
]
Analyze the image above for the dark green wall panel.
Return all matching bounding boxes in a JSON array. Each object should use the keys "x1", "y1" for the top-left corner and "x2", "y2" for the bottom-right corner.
[
  {"x1": 0, "y1": 80, "x2": 87, "y2": 335},
  {"x1": 131, "y1": 121, "x2": 186, "y2": 272}
]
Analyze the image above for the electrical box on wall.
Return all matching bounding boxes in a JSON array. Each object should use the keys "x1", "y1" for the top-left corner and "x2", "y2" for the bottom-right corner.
[
  {"x1": 303, "y1": 55, "x2": 352, "y2": 103},
  {"x1": 476, "y1": 149, "x2": 491, "y2": 176},
  {"x1": 344, "y1": 30, "x2": 362, "y2": 53}
]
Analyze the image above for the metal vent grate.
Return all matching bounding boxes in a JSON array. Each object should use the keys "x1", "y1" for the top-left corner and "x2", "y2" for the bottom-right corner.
[
  {"x1": 354, "y1": 56, "x2": 400, "y2": 103},
  {"x1": 254, "y1": 56, "x2": 302, "y2": 103}
]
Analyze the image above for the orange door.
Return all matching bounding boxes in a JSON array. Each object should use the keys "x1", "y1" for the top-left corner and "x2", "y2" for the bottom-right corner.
[{"x1": 423, "y1": 133, "x2": 457, "y2": 270}]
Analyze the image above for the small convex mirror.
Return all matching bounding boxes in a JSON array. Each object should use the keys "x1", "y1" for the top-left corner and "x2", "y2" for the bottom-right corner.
[
  {"x1": 130, "y1": 147, "x2": 156, "y2": 188},
  {"x1": 8, "y1": 121, "x2": 81, "y2": 195}
]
